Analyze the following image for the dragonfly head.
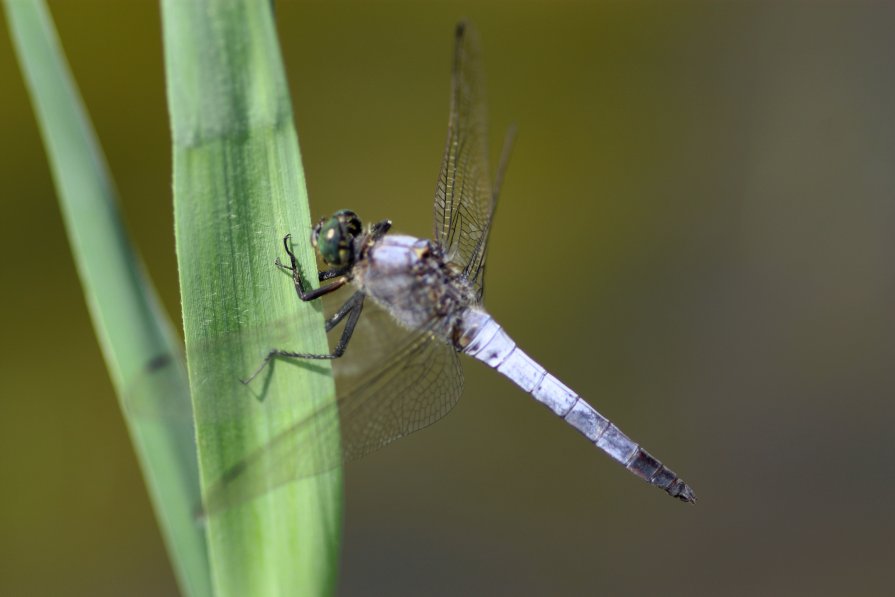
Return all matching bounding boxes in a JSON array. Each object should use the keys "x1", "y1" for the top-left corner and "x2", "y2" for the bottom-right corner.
[{"x1": 312, "y1": 209, "x2": 363, "y2": 266}]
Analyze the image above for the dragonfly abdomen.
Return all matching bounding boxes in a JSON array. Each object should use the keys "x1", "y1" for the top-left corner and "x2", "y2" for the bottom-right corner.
[{"x1": 459, "y1": 310, "x2": 696, "y2": 503}]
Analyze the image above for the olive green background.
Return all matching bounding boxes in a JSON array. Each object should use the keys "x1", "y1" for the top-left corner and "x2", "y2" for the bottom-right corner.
[{"x1": 2, "y1": 1, "x2": 894, "y2": 595}]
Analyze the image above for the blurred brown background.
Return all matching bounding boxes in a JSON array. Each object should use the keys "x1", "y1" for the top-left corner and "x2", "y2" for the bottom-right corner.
[{"x1": 2, "y1": 1, "x2": 894, "y2": 595}]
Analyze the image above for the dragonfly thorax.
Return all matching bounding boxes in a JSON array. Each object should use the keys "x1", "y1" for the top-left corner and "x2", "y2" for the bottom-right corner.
[{"x1": 352, "y1": 234, "x2": 478, "y2": 340}]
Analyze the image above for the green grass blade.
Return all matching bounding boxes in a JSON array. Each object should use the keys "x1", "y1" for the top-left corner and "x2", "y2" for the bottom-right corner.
[
  {"x1": 160, "y1": 0, "x2": 343, "y2": 595},
  {"x1": 3, "y1": 1, "x2": 213, "y2": 596}
]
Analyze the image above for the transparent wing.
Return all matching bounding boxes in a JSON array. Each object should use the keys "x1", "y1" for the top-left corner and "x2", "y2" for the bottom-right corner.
[
  {"x1": 201, "y1": 311, "x2": 464, "y2": 517},
  {"x1": 466, "y1": 124, "x2": 516, "y2": 301},
  {"x1": 124, "y1": 290, "x2": 465, "y2": 517},
  {"x1": 336, "y1": 320, "x2": 463, "y2": 462},
  {"x1": 433, "y1": 22, "x2": 493, "y2": 286}
]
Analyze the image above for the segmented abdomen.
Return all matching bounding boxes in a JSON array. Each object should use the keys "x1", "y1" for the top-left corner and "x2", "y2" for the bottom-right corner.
[{"x1": 459, "y1": 309, "x2": 696, "y2": 503}]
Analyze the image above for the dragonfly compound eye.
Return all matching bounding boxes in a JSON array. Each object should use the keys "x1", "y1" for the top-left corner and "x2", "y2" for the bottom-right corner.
[
  {"x1": 334, "y1": 209, "x2": 363, "y2": 237},
  {"x1": 313, "y1": 210, "x2": 363, "y2": 266}
]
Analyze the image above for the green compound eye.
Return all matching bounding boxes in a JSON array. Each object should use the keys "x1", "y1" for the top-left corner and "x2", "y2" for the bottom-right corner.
[
  {"x1": 312, "y1": 210, "x2": 364, "y2": 266},
  {"x1": 335, "y1": 209, "x2": 362, "y2": 237}
]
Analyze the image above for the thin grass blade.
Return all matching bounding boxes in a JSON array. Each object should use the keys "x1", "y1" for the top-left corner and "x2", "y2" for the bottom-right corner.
[{"x1": 3, "y1": 1, "x2": 212, "y2": 596}]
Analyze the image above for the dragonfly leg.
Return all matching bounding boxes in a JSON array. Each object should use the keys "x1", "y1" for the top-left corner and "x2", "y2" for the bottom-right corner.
[
  {"x1": 319, "y1": 268, "x2": 350, "y2": 282},
  {"x1": 275, "y1": 234, "x2": 349, "y2": 301},
  {"x1": 323, "y1": 291, "x2": 365, "y2": 336},
  {"x1": 241, "y1": 292, "x2": 366, "y2": 384}
]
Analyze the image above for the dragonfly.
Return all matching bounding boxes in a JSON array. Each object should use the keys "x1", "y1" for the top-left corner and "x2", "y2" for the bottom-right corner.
[{"x1": 201, "y1": 21, "x2": 695, "y2": 515}]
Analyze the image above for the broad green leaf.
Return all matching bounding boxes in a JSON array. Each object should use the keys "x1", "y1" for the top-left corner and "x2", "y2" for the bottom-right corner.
[{"x1": 161, "y1": 0, "x2": 343, "y2": 595}]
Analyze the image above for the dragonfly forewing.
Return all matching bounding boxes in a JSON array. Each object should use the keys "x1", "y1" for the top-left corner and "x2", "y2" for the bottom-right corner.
[{"x1": 434, "y1": 22, "x2": 495, "y2": 291}]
